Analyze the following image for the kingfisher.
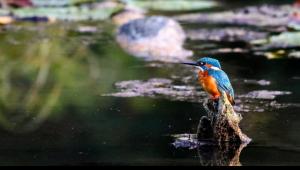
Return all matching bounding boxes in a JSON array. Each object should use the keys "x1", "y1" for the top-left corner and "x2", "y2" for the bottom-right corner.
[{"x1": 182, "y1": 57, "x2": 235, "y2": 105}]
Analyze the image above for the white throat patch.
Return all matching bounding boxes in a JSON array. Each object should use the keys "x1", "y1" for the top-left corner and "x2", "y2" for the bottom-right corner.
[
  {"x1": 211, "y1": 66, "x2": 221, "y2": 70},
  {"x1": 197, "y1": 66, "x2": 220, "y2": 71},
  {"x1": 196, "y1": 66, "x2": 203, "y2": 72}
]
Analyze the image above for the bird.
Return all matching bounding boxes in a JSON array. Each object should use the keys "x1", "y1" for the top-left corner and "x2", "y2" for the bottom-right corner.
[{"x1": 182, "y1": 57, "x2": 235, "y2": 105}]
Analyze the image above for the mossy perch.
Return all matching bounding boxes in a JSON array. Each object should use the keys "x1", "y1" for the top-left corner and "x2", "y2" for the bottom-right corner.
[{"x1": 198, "y1": 91, "x2": 251, "y2": 144}]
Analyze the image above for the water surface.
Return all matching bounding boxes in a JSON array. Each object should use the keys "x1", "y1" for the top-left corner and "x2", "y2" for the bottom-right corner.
[{"x1": 0, "y1": 7, "x2": 300, "y2": 166}]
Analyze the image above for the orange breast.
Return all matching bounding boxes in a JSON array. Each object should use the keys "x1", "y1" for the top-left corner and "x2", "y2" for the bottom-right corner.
[{"x1": 198, "y1": 71, "x2": 221, "y2": 99}]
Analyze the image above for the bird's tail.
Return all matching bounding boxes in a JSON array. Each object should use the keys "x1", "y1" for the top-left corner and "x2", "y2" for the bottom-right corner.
[{"x1": 226, "y1": 93, "x2": 235, "y2": 105}]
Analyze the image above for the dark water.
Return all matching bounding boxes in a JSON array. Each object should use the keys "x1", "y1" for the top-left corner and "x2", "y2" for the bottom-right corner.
[{"x1": 0, "y1": 8, "x2": 300, "y2": 166}]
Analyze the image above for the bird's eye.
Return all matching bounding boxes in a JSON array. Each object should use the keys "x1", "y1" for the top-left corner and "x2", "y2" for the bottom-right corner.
[{"x1": 198, "y1": 62, "x2": 205, "y2": 66}]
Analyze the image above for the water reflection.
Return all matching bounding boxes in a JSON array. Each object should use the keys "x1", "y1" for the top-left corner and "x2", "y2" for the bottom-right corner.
[
  {"x1": 0, "y1": 2, "x2": 299, "y2": 165},
  {"x1": 172, "y1": 133, "x2": 249, "y2": 166},
  {"x1": 197, "y1": 142, "x2": 248, "y2": 166},
  {"x1": 0, "y1": 30, "x2": 65, "y2": 132},
  {"x1": 172, "y1": 94, "x2": 250, "y2": 166},
  {"x1": 173, "y1": 121, "x2": 249, "y2": 167},
  {"x1": 0, "y1": 23, "x2": 134, "y2": 133}
]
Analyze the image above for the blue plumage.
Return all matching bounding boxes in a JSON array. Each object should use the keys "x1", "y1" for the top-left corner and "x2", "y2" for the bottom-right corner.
[
  {"x1": 182, "y1": 57, "x2": 235, "y2": 104},
  {"x1": 208, "y1": 69, "x2": 234, "y2": 100},
  {"x1": 200, "y1": 57, "x2": 234, "y2": 103},
  {"x1": 197, "y1": 57, "x2": 222, "y2": 69}
]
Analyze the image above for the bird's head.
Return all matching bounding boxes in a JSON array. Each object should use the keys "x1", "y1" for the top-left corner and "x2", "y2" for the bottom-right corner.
[{"x1": 181, "y1": 57, "x2": 222, "y2": 71}]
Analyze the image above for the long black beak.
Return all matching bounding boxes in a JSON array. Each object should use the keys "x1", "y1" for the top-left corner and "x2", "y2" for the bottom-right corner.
[{"x1": 181, "y1": 62, "x2": 198, "y2": 66}]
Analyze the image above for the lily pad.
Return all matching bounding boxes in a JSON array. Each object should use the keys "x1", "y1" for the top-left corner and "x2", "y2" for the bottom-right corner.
[
  {"x1": 186, "y1": 28, "x2": 268, "y2": 42},
  {"x1": 252, "y1": 32, "x2": 300, "y2": 47},
  {"x1": 123, "y1": 0, "x2": 218, "y2": 11},
  {"x1": 103, "y1": 78, "x2": 298, "y2": 113},
  {"x1": 103, "y1": 78, "x2": 206, "y2": 102},
  {"x1": 239, "y1": 90, "x2": 292, "y2": 100},
  {"x1": 175, "y1": 5, "x2": 292, "y2": 29},
  {"x1": 0, "y1": 1, "x2": 122, "y2": 21},
  {"x1": 288, "y1": 51, "x2": 300, "y2": 58},
  {"x1": 242, "y1": 79, "x2": 271, "y2": 86},
  {"x1": 31, "y1": 0, "x2": 97, "y2": 7}
]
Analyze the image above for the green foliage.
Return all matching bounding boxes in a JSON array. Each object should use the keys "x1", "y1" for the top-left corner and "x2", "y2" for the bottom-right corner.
[{"x1": 0, "y1": 22, "x2": 142, "y2": 132}]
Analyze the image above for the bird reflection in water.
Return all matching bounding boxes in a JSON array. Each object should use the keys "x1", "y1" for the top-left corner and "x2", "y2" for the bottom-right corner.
[{"x1": 172, "y1": 128, "x2": 249, "y2": 166}]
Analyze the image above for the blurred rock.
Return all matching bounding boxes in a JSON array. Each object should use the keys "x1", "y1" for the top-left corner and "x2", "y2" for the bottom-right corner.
[
  {"x1": 112, "y1": 9, "x2": 145, "y2": 26},
  {"x1": 116, "y1": 15, "x2": 193, "y2": 62}
]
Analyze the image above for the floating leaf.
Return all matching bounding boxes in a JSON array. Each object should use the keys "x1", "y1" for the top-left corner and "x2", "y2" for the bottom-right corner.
[
  {"x1": 123, "y1": 0, "x2": 218, "y2": 11},
  {"x1": 31, "y1": 0, "x2": 97, "y2": 7},
  {"x1": 268, "y1": 32, "x2": 300, "y2": 46},
  {"x1": 186, "y1": 28, "x2": 268, "y2": 42},
  {"x1": 288, "y1": 51, "x2": 300, "y2": 58},
  {"x1": 251, "y1": 32, "x2": 300, "y2": 52},
  {"x1": 175, "y1": 5, "x2": 291, "y2": 30},
  {"x1": 0, "y1": 3, "x2": 122, "y2": 21}
]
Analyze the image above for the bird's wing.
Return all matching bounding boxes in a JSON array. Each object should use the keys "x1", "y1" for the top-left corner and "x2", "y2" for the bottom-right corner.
[{"x1": 208, "y1": 69, "x2": 234, "y2": 99}]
